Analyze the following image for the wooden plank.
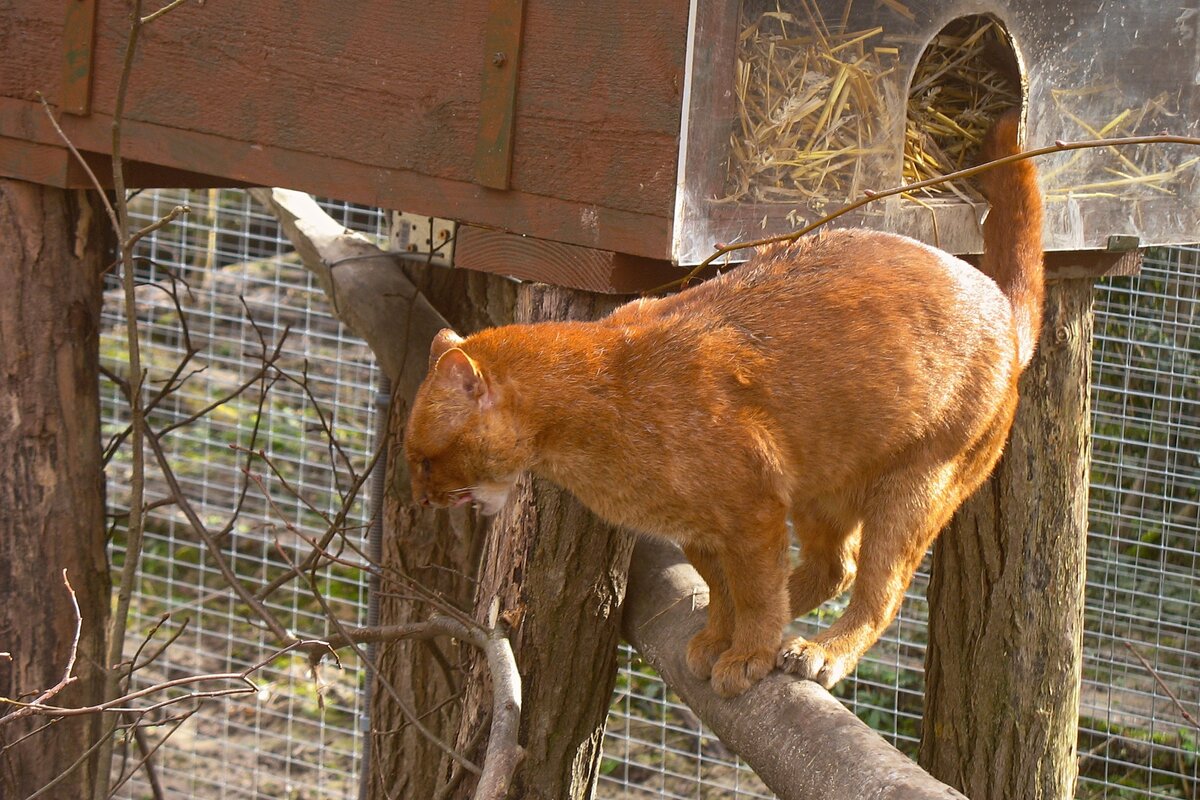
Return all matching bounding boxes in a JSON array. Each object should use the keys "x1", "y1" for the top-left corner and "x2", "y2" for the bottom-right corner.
[
  {"x1": 0, "y1": 96, "x2": 673, "y2": 259},
  {"x1": 963, "y1": 249, "x2": 1143, "y2": 280},
  {"x1": 0, "y1": 134, "x2": 253, "y2": 190},
  {"x1": 455, "y1": 225, "x2": 683, "y2": 294},
  {"x1": 475, "y1": 0, "x2": 525, "y2": 189},
  {"x1": 73, "y1": 0, "x2": 686, "y2": 217},
  {"x1": 61, "y1": 0, "x2": 98, "y2": 114},
  {"x1": 1043, "y1": 249, "x2": 1142, "y2": 280},
  {"x1": 0, "y1": 137, "x2": 75, "y2": 187}
]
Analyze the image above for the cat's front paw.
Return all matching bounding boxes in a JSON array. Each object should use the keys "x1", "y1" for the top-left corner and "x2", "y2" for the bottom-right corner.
[
  {"x1": 686, "y1": 628, "x2": 731, "y2": 681},
  {"x1": 778, "y1": 637, "x2": 854, "y2": 689},
  {"x1": 710, "y1": 646, "x2": 774, "y2": 697}
]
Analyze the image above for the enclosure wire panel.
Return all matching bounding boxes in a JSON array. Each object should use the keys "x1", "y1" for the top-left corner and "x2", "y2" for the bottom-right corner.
[
  {"x1": 103, "y1": 190, "x2": 385, "y2": 799},
  {"x1": 101, "y1": 192, "x2": 1199, "y2": 800}
]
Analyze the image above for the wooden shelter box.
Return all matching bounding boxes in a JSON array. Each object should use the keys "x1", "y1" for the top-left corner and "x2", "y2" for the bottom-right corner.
[{"x1": 1, "y1": 1, "x2": 1197, "y2": 291}]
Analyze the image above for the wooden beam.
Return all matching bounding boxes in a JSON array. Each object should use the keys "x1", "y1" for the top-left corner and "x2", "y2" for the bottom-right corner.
[
  {"x1": 455, "y1": 225, "x2": 684, "y2": 294},
  {"x1": 963, "y1": 249, "x2": 1143, "y2": 281},
  {"x1": 0, "y1": 136, "x2": 253, "y2": 190},
  {"x1": 0, "y1": 97, "x2": 673, "y2": 260}
]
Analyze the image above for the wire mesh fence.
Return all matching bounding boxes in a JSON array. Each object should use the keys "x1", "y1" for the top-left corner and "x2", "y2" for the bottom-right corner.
[{"x1": 101, "y1": 190, "x2": 1198, "y2": 799}]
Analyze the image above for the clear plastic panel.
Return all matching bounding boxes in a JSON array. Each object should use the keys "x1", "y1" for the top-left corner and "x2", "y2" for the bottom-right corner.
[{"x1": 674, "y1": 0, "x2": 1200, "y2": 265}]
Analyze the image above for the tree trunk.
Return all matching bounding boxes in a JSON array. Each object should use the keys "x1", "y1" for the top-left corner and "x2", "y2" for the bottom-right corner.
[
  {"x1": 366, "y1": 246, "x2": 518, "y2": 799},
  {"x1": 0, "y1": 180, "x2": 110, "y2": 796},
  {"x1": 447, "y1": 284, "x2": 636, "y2": 800},
  {"x1": 921, "y1": 278, "x2": 1093, "y2": 800}
]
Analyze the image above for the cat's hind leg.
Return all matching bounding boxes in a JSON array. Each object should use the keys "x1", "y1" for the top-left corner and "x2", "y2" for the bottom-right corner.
[
  {"x1": 788, "y1": 510, "x2": 861, "y2": 618},
  {"x1": 779, "y1": 467, "x2": 956, "y2": 688},
  {"x1": 708, "y1": 504, "x2": 791, "y2": 697}
]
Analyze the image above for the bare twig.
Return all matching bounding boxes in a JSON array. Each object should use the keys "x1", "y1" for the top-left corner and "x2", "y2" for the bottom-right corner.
[
  {"x1": 472, "y1": 629, "x2": 526, "y2": 800},
  {"x1": 32, "y1": 92, "x2": 119, "y2": 234},
  {"x1": 272, "y1": 542, "x2": 483, "y2": 778},
  {"x1": 1123, "y1": 642, "x2": 1200, "y2": 730},
  {"x1": 143, "y1": 426, "x2": 292, "y2": 642},
  {"x1": 108, "y1": 708, "x2": 195, "y2": 800},
  {"x1": 0, "y1": 571, "x2": 82, "y2": 727}
]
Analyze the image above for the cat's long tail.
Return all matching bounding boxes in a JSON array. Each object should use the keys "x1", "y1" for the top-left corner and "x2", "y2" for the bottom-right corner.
[{"x1": 978, "y1": 109, "x2": 1045, "y2": 369}]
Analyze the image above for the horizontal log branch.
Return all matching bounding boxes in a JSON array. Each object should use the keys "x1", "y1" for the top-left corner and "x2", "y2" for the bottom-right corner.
[{"x1": 622, "y1": 538, "x2": 967, "y2": 800}]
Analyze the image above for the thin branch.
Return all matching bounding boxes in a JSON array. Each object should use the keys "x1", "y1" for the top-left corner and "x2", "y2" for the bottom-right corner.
[
  {"x1": 143, "y1": 426, "x2": 292, "y2": 642},
  {"x1": 0, "y1": 571, "x2": 82, "y2": 727},
  {"x1": 273, "y1": 542, "x2": 482, "y2": 778},
  {"x1": 140, "y1": 0, "x2": 195, "y2": 26},
  {"x1": 108, "y1": 708, "x2": 194, "y2": 800},
  {"x1": 1123, "y1": 642, "x2": 1200, "y2": 730},
  {"x1": 472, "y1": 629, "x2": 526, "y2": 800},
  {"x1": 32, "y1": 92, "x2": 120, "y2": 236}
]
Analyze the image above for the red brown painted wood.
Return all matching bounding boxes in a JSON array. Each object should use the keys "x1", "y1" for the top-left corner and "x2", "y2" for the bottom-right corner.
[{"x1": 1, "y1": 0, "x2": 687, "y2": 261}]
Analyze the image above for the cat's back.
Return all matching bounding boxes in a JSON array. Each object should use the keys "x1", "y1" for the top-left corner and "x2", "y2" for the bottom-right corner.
[{"x1": 625, "y1": 228, "x2": 1011, "y2": 340}]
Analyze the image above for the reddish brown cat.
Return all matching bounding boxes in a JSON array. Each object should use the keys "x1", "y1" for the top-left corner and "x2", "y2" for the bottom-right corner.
[{"x1": 405, "y1": 111, "x2": 1043, "y2": 697}]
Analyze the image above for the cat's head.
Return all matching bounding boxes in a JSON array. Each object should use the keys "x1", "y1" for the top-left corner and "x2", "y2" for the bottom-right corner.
[{"x1": 404, "y1": 329, "x2": 528, "y2": 516}]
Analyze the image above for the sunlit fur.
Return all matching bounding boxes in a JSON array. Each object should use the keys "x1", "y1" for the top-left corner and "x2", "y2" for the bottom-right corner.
[{"x1": 405, "y1": 112, "x2": 1043, "y2": 697}]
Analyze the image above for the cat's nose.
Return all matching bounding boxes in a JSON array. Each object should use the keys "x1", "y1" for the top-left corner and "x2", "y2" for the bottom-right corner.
[{"x1": 417, "y1": 491, "x2": 430, "y2": 507}]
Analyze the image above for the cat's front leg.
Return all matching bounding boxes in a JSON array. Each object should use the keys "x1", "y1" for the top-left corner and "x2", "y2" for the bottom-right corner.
[
  {"x1": 706, "y1": 516, "x2": 790, "y2": 697},
  {"x1": 683, "y1": 544, "x2": 733, "y2": 680}
]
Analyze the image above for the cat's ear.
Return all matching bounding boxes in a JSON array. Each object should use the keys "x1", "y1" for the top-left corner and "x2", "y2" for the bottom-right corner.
[
  {"x1": 434, "y1": 348, "x2": 492, "y2": 407},
  {"x1": 429, "y1": 328, "x2": 465, "y2": 371}
]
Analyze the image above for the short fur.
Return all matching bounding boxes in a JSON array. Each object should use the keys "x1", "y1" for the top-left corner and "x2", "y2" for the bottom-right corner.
[{"x1": 406, "y1": 112, "x2": 1043, "y2": 696}]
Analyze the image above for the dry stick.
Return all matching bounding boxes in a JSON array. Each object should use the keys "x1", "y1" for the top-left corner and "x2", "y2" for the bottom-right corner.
[
  {"x1": 108, "y1": 708, "x2": 195, "y2": 800},
  {"x1": 657, "y1": 132, "x2": 1200, "y2": 293},
  {"x1": 249, "y1": 443, "x2": 385, "y2": 601},
  {"x1": 143, "y1": 428, "x2": 293, "y2": 643},
  {"x1": 274, "y1": 543, "x2": 482, "y2": 777},
  {"x1": 94, "y1": 1, "x2": 173, "y2": 793},
  {"x1": 0, "y1": 572, "x2": 82, "y2": 727},
  {"x1": 1123, "y1": 642, "x2": 1200, "y2": 730}
]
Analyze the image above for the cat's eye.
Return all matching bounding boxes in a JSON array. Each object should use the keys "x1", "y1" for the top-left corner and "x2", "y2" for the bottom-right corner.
[{"x1": 420, "y1": 458, "x2": 432, "y2": 476}]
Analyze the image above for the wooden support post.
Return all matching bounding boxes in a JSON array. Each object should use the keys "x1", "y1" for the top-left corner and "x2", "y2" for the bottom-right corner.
[
  {"x1": 0, "y1": 179, "x2": 110, "y2": 796},
  {"x1": 921, "y1": 278, "x2": 1094, "y2": 800}
]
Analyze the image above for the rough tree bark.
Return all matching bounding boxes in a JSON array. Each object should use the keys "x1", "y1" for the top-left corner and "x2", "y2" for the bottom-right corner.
[
  {"x1": 370, "y1": 266, "x2": 515, "y2": 799},
  {"x1": 0, "y1": 180, "x2": 111, "y2": 796},
  {"x1": 922, "y1": 278, "x2": 1093, "y2": 800},
  {"x1": 446, "y1": 284, "x2": 636, "y2": 800}
]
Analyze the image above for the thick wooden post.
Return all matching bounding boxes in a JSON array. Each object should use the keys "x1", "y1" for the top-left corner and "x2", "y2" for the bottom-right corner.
[
  {"x1": 0, "y1": 180, "x2": 111, "y2": 796},
  {"x1": 922, "y1": 278, "x2": 1093, "y2": 799},
  {"x1": 447, "y1": 284, "x2": 636, "y2": 800}
]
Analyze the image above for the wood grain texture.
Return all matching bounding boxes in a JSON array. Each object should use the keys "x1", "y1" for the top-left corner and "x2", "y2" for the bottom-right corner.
[
  {"x1": 921, "y1": 279, "x2": 1093, "y2": 800},
  {"x1": 61, "y1": 0, "x2": 98, "y2": 115},
  {"x1": 0, "y1": 180, "x2": 110, "y2": 797},
  {"x1": 1, "y1": 0, "x2": 687, "y2": 257},
  {"x1": 0, "y1": 96, "x2": 673, "y2": 259},
  {"x1": 455, "y1": 224, "x2": 685, "y2": 294},
  {"x1": 474, "y1": 0, "x2": 525, "y2": 189}
]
